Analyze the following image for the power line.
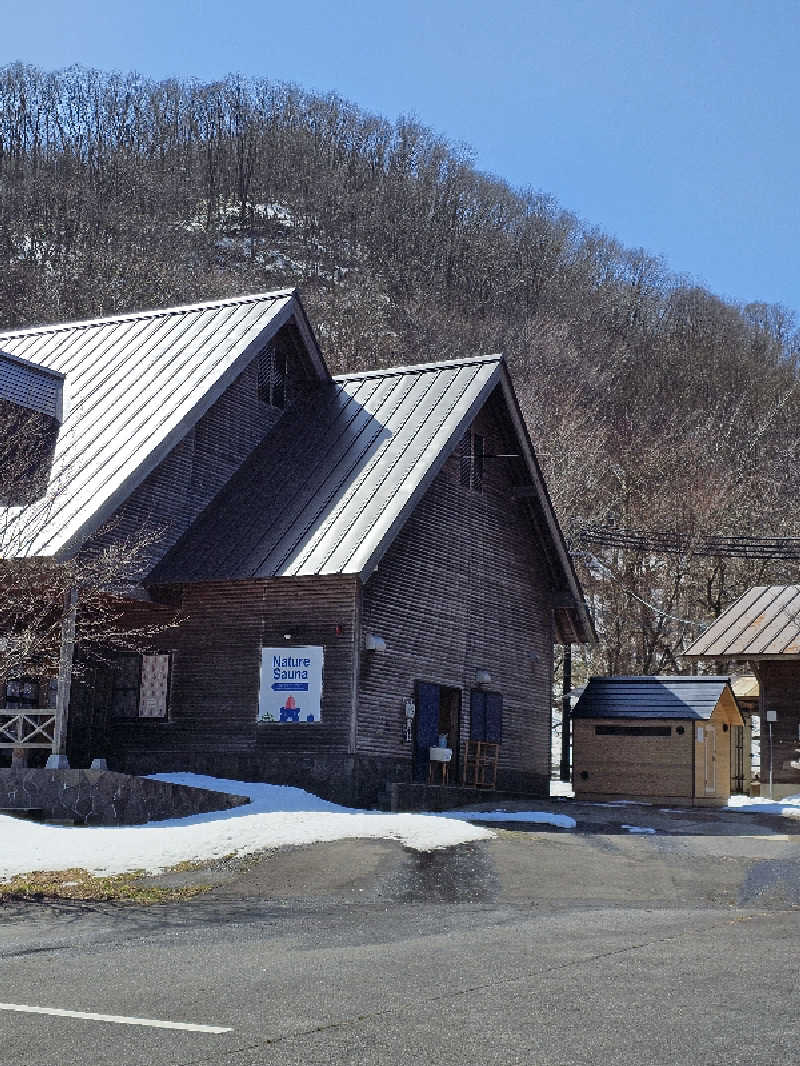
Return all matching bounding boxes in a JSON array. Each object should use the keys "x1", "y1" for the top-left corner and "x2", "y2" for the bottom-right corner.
[{"x1": 570, "y1": 525, "x2": 800, "y2": 560}]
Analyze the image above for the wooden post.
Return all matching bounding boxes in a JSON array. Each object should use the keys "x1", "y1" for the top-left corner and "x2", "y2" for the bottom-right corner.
[
  {"x1": 559, "y1": 643, "x2": 572, "y2": 782},
  {"x1": 46, "y1": 588, "x2": 78, "y2": 769}
]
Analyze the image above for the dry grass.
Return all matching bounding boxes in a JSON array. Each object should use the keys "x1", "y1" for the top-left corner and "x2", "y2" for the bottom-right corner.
[{"x1": 0, "y1": 864, "x2": 213, "y2": 904}]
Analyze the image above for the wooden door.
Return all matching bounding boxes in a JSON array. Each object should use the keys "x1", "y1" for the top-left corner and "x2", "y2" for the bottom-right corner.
[
  {"x1": 704, "y1": 724, "x2": 717, "y2": 794},
  {"x1": 414, "y1": 681, "x2": 440, "y2": 783}
]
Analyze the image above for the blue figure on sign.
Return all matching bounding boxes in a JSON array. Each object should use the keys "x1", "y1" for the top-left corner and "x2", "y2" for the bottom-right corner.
[{"x1": 279, "y1": 695, "x2": 301, "y2": 722}]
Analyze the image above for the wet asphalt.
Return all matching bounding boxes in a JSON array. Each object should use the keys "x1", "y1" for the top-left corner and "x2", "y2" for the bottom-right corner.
[{"x1": 3, "y1": 797, "x2": 800, "y2": 1065}]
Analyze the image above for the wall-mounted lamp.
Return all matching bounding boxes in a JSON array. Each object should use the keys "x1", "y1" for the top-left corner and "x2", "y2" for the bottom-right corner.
[
  {"x1": 475, "y1": 668, "x2": 492, "y2": 684},
  {"x1": 283, "y1": 633, "x2": 292, "y2": 641},
  {"x1": 365, "y1": 632, "x2": 386, "y2": 652}
]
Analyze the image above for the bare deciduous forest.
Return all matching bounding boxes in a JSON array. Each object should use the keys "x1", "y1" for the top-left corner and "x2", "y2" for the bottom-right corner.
[{"x1": 1, "y1": 63, "x2": 798, "y2": 677}]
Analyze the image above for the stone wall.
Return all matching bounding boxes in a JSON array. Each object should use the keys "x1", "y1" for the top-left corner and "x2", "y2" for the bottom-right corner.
[{"x1": 0, "y1": 769, "x2": 250, "y2": 825}]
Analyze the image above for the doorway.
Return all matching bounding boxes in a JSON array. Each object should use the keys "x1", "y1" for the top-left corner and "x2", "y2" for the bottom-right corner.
[{"x1": 414, "y1": 682, "x2": 462, "y2": 783}]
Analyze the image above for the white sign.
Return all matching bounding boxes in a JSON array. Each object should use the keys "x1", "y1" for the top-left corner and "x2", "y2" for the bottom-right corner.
[{"x1": 258, "y1": 646, "x2": 324, "y2": 723}]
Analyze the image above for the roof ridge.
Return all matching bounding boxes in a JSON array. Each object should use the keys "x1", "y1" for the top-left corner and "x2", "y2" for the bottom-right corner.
[
  {"x1": 0, "y1": 289, "x2": 296, "y2": 342},
  {"x1": 334, "y1": 353, "x2": 503, "y2": 382},
  {"x1": 590, "y1": 675, "x2": 730, "y2": 682}
]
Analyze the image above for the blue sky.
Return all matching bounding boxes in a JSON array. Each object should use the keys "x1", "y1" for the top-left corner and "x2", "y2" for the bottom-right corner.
[{"x1": 5, "y1": 0, "x2": 799, "y2": 318}]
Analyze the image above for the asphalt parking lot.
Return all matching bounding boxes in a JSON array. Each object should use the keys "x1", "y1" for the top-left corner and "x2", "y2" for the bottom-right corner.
[{"x1": 3, "y1": 798, "x2": 800, "y2": 1066}]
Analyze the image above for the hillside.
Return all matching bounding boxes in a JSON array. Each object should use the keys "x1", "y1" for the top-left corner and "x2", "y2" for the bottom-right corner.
[{"x1": 2, "y1": 62, "x2": 799, "y2": 676}]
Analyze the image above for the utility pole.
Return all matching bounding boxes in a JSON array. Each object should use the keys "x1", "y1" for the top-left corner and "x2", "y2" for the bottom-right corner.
[{"x1": 559, "y1": 643, "x2": 572, "y2": 782}]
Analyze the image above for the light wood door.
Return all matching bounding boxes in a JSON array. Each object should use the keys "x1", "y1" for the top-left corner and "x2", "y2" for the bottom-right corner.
[{"x1": 704, "y1": 724, "x2": 717, "y2": 794}]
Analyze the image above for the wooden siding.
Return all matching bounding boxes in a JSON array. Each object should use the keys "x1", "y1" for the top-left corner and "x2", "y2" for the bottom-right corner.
[
  {"x1": 83, "y1": 323, "x2": 315, "y2": 576},
  {"x1": 758, "y1": 661, "x2": 800, "y2": 788},
  {"x1": 574, "y1": 703, "x2": 735, "y2": 806},
  {"x1": 357, "y1": 396, "x2": 556, "y2": 791},
  {"x1": 109, "y1": 576, "x2": 359, "y2": 765},
  {"x1": 574, "y1": 717, "x2": 694, "y2": 801}
]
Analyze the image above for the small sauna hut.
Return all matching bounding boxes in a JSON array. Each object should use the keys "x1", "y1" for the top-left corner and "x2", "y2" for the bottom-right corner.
[{"x1": 572, "y1": 676, "x2": 743, "y2": 806}]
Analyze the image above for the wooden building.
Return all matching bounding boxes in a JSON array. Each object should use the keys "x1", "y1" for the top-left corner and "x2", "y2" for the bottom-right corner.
[
  {"x1": 572, "y1": 676, "x2": 744, "y2": 807},
  {"x1": 0, "y1": 290, "x2": 594, "y2": 806},
  {"x1": 686, "y1": 586, "x2": 800, "y2": 800}
]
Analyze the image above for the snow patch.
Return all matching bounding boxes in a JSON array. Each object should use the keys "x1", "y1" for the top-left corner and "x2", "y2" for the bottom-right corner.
[
  {"x1": 0, "y1": 773, "x2": 493, "y2": 880},
  {"x1": 727, "y1": 794, "x2": 800, "y2": 820},
  {"x1": 621, "y1": 825, "x2": 656, "y2": 834}
]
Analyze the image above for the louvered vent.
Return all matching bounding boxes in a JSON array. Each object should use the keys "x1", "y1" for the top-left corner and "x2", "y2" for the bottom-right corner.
[{"x1": 0, "y1": 351, "x2": 64, "y2": 505}]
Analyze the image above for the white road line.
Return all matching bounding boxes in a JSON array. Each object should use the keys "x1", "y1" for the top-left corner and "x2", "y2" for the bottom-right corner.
[{"x1": 0, "y1": 1002, "x2": 232, "y2": 1033}]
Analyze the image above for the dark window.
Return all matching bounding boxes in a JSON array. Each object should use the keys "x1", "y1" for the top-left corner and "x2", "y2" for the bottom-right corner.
[
  {"x1": 470, "y1": 689, "x2": 503, "y2": 743},
  {"x1": 472, "y1": 433, "x2": 484, "y2": 491},
  {"x1": 110, "y1": 653, "x2": 171, "y2": 719},
  {"x1": 595, "y1": 725, "x2": 672, "y2": 737},
  {"x1": 459, "y1": 430, "x2": 484, "y2": 492},
  {"x1": 4, "y1": 678, "x2": 40, "y2": 709},
  {"x1": 110, "y1": 654, "x2": 142, "y2": 718},
  {"x1": 257, "y1": 345, "x2": 287, "y2": 410}
]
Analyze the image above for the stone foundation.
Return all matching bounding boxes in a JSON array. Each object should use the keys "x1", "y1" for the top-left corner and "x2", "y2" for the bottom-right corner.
[{"x1": 0, "y1": 769, "x2": 250, "y2": 825}]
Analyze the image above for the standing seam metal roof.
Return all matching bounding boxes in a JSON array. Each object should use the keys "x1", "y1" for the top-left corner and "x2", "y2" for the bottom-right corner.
[
  {"x1": 684, "y1": 585, "x2": 800, "y2": 658},
  {"x1": 0, "y1": 291, "x2": 311, "y2": 558},
  {"x1": 572, "y1": 676, "x2": 735, "y2": 720},
  {"x1": 150, "y1": 355, "x2": 505, "y2": 581}
]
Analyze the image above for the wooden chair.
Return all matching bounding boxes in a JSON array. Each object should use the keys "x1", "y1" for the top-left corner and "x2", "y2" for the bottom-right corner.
[{"x1": 462, "y1": 740, "x2": 499, "y2": 788}]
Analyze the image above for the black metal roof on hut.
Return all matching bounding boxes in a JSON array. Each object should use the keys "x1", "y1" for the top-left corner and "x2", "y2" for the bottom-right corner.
[{"x1": 572, "y1": 676, "x2": 737, "y2": 720}]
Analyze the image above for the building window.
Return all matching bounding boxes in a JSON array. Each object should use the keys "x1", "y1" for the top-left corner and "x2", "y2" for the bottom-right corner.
[
  {"x1": 459, "y1": 430, "x2": 484, "y2": 491},
  {"x1": 110, "y1": 653, "x2": 171, "y2": 718},
  {"x1": 257, "y1": 344, "x2": 287, "y2": 410},
  {"x1": 4, "y1": 678, "x2": 41, "y2": 709}
]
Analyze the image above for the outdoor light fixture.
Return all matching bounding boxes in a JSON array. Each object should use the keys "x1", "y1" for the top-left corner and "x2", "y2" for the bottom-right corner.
[
  {"x1": 283, "y1": 633, "x2": 292, "y2": 641},
  {"x1": 475, "y1": 668, "x2": 492, "y2": 684},
  {"x1": 365, "y1": 632, "x2": 386, "y2": 651}
]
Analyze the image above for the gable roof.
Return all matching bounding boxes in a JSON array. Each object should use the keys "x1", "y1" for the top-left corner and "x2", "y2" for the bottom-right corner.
[
  {"x1": 684, "y1": 585, "x2": 800, "y2": 660},
  {"x1": 572, "y1": 676, "x2": 736, "y2": 720},
  {"x1": 150, "y1": 354, "x2": 595, "y2": 643},
  {"x1": 0, "y1": 290, "x2": 327, "y2": 558}
]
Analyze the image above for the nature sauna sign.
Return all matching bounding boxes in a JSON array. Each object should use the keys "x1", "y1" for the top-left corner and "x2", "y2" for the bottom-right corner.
[{"x1": 258, "y1": 646, "x2": 324, "y2": 723}]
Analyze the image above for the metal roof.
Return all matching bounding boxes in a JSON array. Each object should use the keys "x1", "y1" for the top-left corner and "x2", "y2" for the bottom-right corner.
[
  {"x1": 572, "y1": 676, "x2": 735, "y2": 720},
  {"x1": 0, "y1": 290, "x2": 325, "y2": 558},
  {"x1": 151, "y1": 351, "x2": 595, "y2": 642},
  {"x1": 684, "y1": 585, "x2": 800, "y2": 659},
  {"x1": 152, "y1": 355, "x2": 506, "y2": 581}
]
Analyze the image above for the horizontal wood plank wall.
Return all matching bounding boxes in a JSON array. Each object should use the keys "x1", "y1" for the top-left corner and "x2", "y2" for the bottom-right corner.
[
  {"x1": 83, "y1": 326, "x2": 314, "y2": 576},
  {"x1": 573, "y1": 718, "x2": 694, "y2": 801},
  {"x1": 109, "y1": 576, "x2": 359, "y2": 776},
  {"x1": 357, "y1": 393, "x2": 556, "y2": 793},
  {"x1": 759, "y1": 662, "x2": 800, "y2": 786}
]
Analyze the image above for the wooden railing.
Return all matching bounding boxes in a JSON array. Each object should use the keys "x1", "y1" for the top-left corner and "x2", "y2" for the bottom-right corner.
[{"x1": 0, "y1": 710, "x2": 57, "y2": 749}]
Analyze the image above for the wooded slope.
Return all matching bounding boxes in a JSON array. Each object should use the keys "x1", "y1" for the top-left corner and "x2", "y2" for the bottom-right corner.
[{"x1": 2, "y1": 63, "x2": 798, "y2": 674}]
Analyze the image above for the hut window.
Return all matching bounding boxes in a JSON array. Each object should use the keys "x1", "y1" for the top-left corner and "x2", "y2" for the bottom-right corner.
[
  {"x1": 459, "y1": 431, "x2": 484, "y2": 491},
  {"x1": 594, "y1": 725, "x2": 672, "y2": 737}
]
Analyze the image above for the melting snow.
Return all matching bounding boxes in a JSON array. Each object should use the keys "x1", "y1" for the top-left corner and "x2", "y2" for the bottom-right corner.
[{"x1": 0, "y1": 773, "x2": 493, "y2": 880}]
